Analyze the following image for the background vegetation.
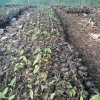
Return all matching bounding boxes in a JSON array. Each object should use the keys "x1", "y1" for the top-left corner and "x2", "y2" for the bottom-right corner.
[{"x1": 0, "y1": 0, "x2": 100, "y2": 6}]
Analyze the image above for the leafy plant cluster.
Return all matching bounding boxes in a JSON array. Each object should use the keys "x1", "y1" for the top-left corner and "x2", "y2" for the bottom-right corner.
[
  {"x1": 33, "y1": 47, "x2": 52, "y2": 74},
  {"x1": 0, "y1": 77, "x2": 16, "y2": 100}
]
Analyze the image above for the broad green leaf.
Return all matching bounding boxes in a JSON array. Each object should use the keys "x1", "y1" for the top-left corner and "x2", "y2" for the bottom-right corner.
[
  {"x1": 50, "y1": 93, "x2": 55, "y2": 100},
  {"x1": 42, "y1": 31, "x2": 50, "y2": 36},
  {"x1": 32, "y1": 34, "x2": 37, "y2": 40},
  {"x1": 90, "y1": 94, "x2": 100, "y2": 100},
  {"x1": 27, "y1": 84, "x2": 32, "y2": 89},
  {"x1": 19, "y1": 49, "x2": 24, "y2": 55},
  {"x1": 33, "y1": 65, "x2": 40, "y2": 74},
  {"x1": 8, "y1": 77, "x2": 16, "y2": 87},
  {"x1": 44, "y1": 93, "x2": 49, "y2": 100},
  {"x1": 3, "y1": 87, "x2": 9, "y2": 95},
  {"x1": 49, "y1": 80, "x2": 56, "y2": 85},
  {"x1": 45, "y1": 48, "x2": 52, "y2": 54},
  {"x1": 80, "y1": 96, "x2": 84, "y2": 100},
  {"x1": 29, "y1": 89, "x2": 34, "y2": 99},
  {"x1": 8, "y1": 95, "x2": 15, "y2": 100},
  {"x1": 47, "y1": 54, "x2": 52, "y2": 59},
  {"x1": 21, "y1": 56, "x2": 27, "y2": 64},
  {"x1": 34, "y1": 47, "x2": 41, "y2": 54},
  {"x1": 33, "y1": 54, "x2": 41, "y2": 65},
  {"x1": 0, "y1": 92, "x2": 5, "y2": 99},
  {"x1": 69, "y1": 89, "x2": 76, "y2": 97}
]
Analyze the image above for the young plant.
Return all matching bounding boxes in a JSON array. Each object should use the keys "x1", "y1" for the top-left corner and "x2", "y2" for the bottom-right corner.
[
  {"x1": 27, "y1": 84, "x2": 34, "y2": 100},
  {"x1": 12, "y1": 49, "x2": 31, "y2": 71},
  {"x1": 90, "y1": 94, "x2": 100, "y2": 100},
  {"x1": 33, "y1": 47, "x2": 52, "y2": 74},
  {"x1": 0, "y1": 77, "x2": 16, "y2": 100}
]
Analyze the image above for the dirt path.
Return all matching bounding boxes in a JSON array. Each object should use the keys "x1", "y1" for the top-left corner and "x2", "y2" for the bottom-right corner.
[{"x1": 53, "y1": 7, "x2": 100, "y2": 89}]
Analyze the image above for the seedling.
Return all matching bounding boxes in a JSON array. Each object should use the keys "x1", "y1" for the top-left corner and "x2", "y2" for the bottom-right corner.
[
  {"x1": 42, "y1": 31, "x2": 51, "y2": 37},
  {"x1": 90, "y1": 94, "x2": 100, "y2": 100},
  {"x1": 27, "y1": 84, "x2": 34, "y2": 99},
  {"x1": 33, "y1": 47, "x2": 52, "y2": 74},
  {"x1": 0, "y1": 77, "x2": 16, "y2": 100}
]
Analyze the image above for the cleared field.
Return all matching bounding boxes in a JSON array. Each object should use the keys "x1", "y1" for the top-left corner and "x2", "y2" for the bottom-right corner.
[{"x1": 0, "y1": 6, "x2": 100, "y2": 100}]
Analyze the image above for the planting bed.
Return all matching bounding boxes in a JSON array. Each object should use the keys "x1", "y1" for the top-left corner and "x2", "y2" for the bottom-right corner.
[
  {"x1": 0, "y1": 6, "x2": 100, "y2": 100},
  {"x1": 53, "y1": 6, "x2": 100, "y2": 89}
]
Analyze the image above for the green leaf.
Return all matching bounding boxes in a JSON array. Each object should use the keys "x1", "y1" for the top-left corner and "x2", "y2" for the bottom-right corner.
[
  {"x1": 21, "y1": 56, "x2": 27, "y2": 64},
  {"x1": 34, "y1": 47, "x2": 42, "y2": 54},
  {"x1": 8, "y1": 95, "x2": 15, "y2": 100},
  {"x1": 8, "y1": 76, "x2": 16, "y2": 87},
  {"x1": 19, "y1": 49, "x2": 24, "y2": 55},
  {"x1": 27, "y1": 84, "x2": 32, "y2": 89},
  {"x1": 33, "y1": 65, "x2": 40, "y2": 74},
  {"x1": 3, "y1": 87, "x2": 9, "y2": 95},
  {"x1": 32, "y1": 34, "x2": 37, "y2": 40},
  {"x1": 50, "y1": 93, "x2": 55, "y2": 100},
  {"x1": 0, "y1": 92, "x2": 5, "y2": 99},
  {"x1": 90, "y1": 94, "x2": 100, "y2": 100},
  {"x1": 80, "y1": 96, "x2": 84, "y2": 100},
  {"x1": 29, "y1": 89, "x2": 34, "y2": 99},
  {"x1": 69, "y1": 89, "x2": 76, "y2": 97},
  {"x1": 44, "y1": 48, "x2": 52, "y2": 54},
  {"x1": 47, "y1": 54, "x2": 52, "y2": 59},
  {"x1": 44, "y1": 93, "x2": 49, "y2": 100},
  {"x1": 42, "y1": 31, "x2": 50, "y2": 36},
  {"x1": 33, "y1": 54, "x2": 41, "y2": 65},
  {"x1": 49, "y1": 80, "x2": 56, "y2": 85}
]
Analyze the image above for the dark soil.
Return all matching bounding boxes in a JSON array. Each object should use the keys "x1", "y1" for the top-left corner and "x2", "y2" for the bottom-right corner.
[{"x1": 53, "y1": 6, "x2": 100, "y2": 89}]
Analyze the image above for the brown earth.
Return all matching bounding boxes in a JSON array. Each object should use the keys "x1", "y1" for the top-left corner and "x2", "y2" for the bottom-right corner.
[{"x1": 53, "y1": 7, "x2": 100, "y2": 88}]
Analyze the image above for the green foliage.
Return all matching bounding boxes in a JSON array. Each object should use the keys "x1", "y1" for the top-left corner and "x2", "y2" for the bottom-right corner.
[
  {"x1": 90, "y1": 94, "x2": 100, "y2": 100},
  {"x1": 0, "y1": 77, "x2": 16, "y2": 100},
  {"x1": 8, "y1": 76, "x2": 16, "y2": 87},
  {"x1": 27, "y1": 84, "x2": 34, "y2": 99},
  {"x1": 33, "y1": 54, "x2": 42, "y2": 65},
  {"x1": 80, "y1": 96, "x2": 84, "y2": 100},
  {"x1": 33, "y1": 65, "x2": 40, "y2": 74},
  {"x1": 12, "y1": 49, "x2": 31, "y2": 70},
  {"x1": 42, "y1": 31, "x2": 51, "y2": 37},
  {"x1": 8, "y1": 95, "x2": 16, "y2": 100},
  {"x1": 33, "y1": 47, "x2": 52, "y2": 74},
  {"x1": 1, "y1": 0, "x2": 100, "y2": 6},
  {"x1": 50, "y1": 93, "x2": 55, "y2": 100},
  {"x1": 0, "y1": 92, "x2": 6, "y2": 99}
]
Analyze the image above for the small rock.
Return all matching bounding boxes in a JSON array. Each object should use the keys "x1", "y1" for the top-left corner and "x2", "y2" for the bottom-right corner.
[
  {"x1": 83, "y1": 13, "x2": 87, "y2": 17},
  {"x1": 0, "y1": 29, "x2": 4, "y2": 35},
  {"x1": 18, "y1": 25, "x2": 23, "y2": 29},
  {"x1": 61, "y1": 68, "x2": 68, "y2": 72},
  {"x1": 9, "y1": 33, "x2": 16, "y2": 37},
  {"x1": 78, "y1": 58, "x2": 82, "y2": 62},
  {"x1": 77, "y1": 62, "x2": 82, "y2": 67},
  {"x1": 56, "y1": 44, "x2": 62, "y2": 51},
  {"x1": 74, "y1": 52, "x2": 79, "y2": 57},
  {"x1": 78, "y1": 66, "x2": 87, "y2": 71},
  {"x1": 86, "y1": 81, "x2": 92, "y2": 87},
  {"x1": 78, "y1": 70, "x2": 85, "y2": 76},
  {"x1": 11, "y1": 18, "x2": 16, "y2": 22},
  {"x1": 0, "y1": 47, "x2": 6, "y2": 53},
  {"x1": 1, "y1": 36, "x2": 8, "y2": 40}
]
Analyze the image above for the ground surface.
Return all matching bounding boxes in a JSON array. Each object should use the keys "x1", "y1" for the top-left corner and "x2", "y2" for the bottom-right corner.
[
  {"x1": 0, "y1": 6, "x2": 100, "y2": 100},
  {"x1": 54, "y1": 6, "x2": 100, "y2": 88}
]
